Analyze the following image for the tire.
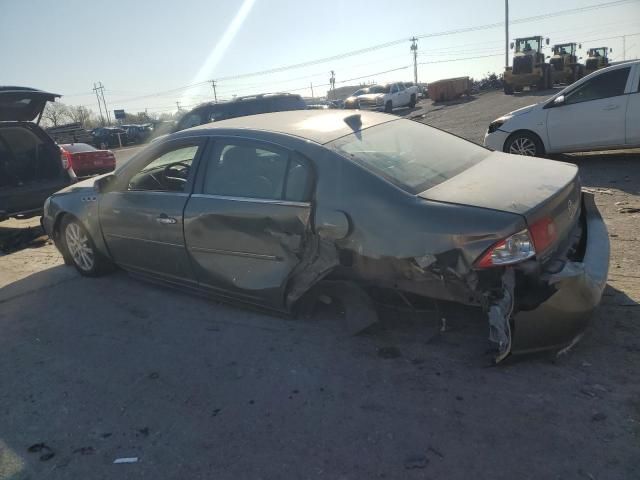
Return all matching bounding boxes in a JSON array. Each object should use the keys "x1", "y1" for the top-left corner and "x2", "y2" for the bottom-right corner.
[
  {"x1": 504, "y1": 83, "x2": 514, "y2": 95},
  {"x1": 504, "y1": 131, "x2": 544, "y2": 157},
  {"x1": 61, "y1": 216, "x2": 114, "y2": 277},
  {"x1": 409, "y1": 94, "x2": 416, "y2": 108},
  {"x1": 384, "y1": 101, "x2": 393, "y2": 113}
]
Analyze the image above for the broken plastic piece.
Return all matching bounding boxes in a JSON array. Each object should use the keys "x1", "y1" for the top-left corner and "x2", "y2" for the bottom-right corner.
[
  {"x1": 114, "y1": 457, "x2": 139, "y2": 464},
  {"x1": 488, "y1": 268, "x2": 515, "y2": 363}
]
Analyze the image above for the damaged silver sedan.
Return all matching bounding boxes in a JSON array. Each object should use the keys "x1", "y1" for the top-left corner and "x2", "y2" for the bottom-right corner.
[{"x1": 42, "y1": 110, "x2": 610, "y2": 362}]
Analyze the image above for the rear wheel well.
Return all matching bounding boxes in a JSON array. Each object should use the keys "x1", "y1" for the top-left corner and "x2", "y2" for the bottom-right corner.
[{"x1": 503, "y1": 130, "x2": 546, "y2": 155}]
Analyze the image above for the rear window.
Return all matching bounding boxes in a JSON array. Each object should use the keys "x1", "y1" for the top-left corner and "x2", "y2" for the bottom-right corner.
[
  {"x1": 368, "y1": 85, "x2": 388, "y2": 94},
  {"x1": 328, "y1": 119, "x2": 489, "y2": 193},
  {"x1": 62, "y1": 143, "x2": 96, "y2": 153}
]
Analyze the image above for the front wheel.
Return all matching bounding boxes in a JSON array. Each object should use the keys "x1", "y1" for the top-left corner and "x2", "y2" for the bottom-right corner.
[
  {"x1": 384, "y1": 101, "x2": 393, "y2": 113},
  {"x1": 504, "y1": 83, "x2": 514, "y2": 95},
  {"x1": 409, "y1": 94, "x2": 416, "y2": 108},
  {"x1": 504, "y1": 132, "x2": 544, "y2": 157},
  {"x1": 62, "y1": 217, "x2": 114, "y2": 276}
]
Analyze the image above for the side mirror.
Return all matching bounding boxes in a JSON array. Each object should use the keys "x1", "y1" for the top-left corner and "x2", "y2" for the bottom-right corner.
[
  {"x1": 94, "y1": 173, "x2": 116, "y2": 193},
  {"x1": 578, "y1": 43, "x2": 582, "y2": 49},
  {"x1": 546, "y1": 38, "x2": 550, "y2": 45},
  {"x1": 553, "y1": 95, "x2": 566, "y2": 106},
  {"x1": 510, "y1": 42, "x2": 514, "y2": 49},
  {"x1": 610, "y1": 48, "x2": 613, "y2": 52}
]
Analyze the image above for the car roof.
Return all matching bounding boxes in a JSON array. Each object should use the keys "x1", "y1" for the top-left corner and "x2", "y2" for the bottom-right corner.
[{"x1": 188, "y1": 109, "x2": 398, "y2": 144}]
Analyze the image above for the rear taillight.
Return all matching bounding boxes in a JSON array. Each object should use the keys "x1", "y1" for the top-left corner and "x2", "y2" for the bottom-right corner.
[
  {"x1": 529, "y1": 216, "x2": 558, "y2": 253},
  {"x1": 60, "y1": 149, "x2": 72, "y2": 170},
  {"x1": 475, "y1": 229, "x2": 536, "y2": 268}
]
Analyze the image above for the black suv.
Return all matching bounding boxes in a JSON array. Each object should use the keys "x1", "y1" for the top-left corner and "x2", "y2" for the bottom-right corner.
[
  {"x1": 0, "y1": 87, "x2": 76, "y2": 221},
  {"x1": 174, "y1": 93, "x2": 306, "y2": 132}
]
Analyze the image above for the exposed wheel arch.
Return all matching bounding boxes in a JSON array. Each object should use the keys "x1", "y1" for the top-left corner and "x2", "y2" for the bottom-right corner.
[{"x1": 503, "y1": 130, "x2": 546, "y2": 157}]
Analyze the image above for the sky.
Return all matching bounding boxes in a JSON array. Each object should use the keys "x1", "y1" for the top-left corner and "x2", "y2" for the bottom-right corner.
[{"x1": 1, "y1": 0, "x2": 639, "y2": 117}]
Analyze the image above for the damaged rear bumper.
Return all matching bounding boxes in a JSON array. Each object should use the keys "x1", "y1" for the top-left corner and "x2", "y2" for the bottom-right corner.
[{"x1": 511, "y1": 193, "x2": 610, "y2": 354}]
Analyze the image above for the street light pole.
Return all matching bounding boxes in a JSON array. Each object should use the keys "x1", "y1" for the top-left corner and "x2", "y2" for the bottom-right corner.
[{"x1": 505, "y1": 0, "x2": 510, "y2": 69}]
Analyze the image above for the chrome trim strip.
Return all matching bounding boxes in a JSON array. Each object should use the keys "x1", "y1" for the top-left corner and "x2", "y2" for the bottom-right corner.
[
  {"x1": 190, "y1": 193, "x2": 309, "y2": 208},
  {"x1": 189, "y1": 245, "x2": 282, "y2": 261},
  {"x1": 105, "y1": 233, "x2": 183, "y2": 248}
]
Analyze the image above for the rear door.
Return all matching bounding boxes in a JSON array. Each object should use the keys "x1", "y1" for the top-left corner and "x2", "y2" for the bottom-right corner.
[
  {"x1": 546, "y1": 66, "x2": 632, "y2": 151},
  {"x1": 99, "y1": 137, "x2": 206, "y2": 283},
  {"x1": 184, "y1": 138, "x2": 313, "y2": 308},
  {"x1": 626, "y1": 63, "x2": 640, "y2": 146}
]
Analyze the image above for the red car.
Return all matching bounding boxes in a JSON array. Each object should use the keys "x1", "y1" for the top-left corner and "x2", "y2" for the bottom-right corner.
[{"x1": 59, "y1": 143, "x2": 116, "y2": 177}]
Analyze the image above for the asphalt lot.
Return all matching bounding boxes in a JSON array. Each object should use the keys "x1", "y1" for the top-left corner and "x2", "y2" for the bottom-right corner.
[{"x1": 1, "y1": 90, "x2": 639, "y2": 479}]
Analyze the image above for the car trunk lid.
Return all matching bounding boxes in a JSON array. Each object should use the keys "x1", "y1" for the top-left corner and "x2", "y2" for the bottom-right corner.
[
  {"x1": 419, "y1": 151, "x2": 581, "y2": 256},
  {"x1": 0, "y1": 86, "x2": 61, "y2": 122}
]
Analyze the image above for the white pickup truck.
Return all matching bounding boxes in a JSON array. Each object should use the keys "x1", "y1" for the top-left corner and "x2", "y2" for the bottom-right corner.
[{"x1": 354, "y1": 82, "x2": 418, "y2": 112}]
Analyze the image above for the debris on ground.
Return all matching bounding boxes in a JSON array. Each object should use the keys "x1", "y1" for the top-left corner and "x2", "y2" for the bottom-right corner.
[
  {"x1": 113, "y1": 457, "x2": 139, "y2": 464},
  {"x1": 404, "y1": 454, "x2": 429, "y2": 469},
  {"x1": 0, "y1": 226, "x2": 48, "y2": 254},
  {"x1": 27, "y1": 442, "x2": 55, "y2": 461},
  {"x1": 618, "y1": 207, "x2": 640, "y2": 214}
]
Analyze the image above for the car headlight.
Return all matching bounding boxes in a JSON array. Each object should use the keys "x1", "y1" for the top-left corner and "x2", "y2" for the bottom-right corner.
[
  {"x1": 376, "y1": 97, "x2": 384, "y2": 105},
  {"x1": 488, "y1": 116, "x2": 510, "y2": 134}
]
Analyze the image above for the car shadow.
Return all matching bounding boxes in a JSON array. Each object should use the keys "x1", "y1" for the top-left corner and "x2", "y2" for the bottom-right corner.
[{"x1": 550, "y1": 150, "x2": 640, "y2": 196}]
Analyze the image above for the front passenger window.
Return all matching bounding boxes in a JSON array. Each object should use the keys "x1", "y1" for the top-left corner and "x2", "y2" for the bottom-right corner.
[
  {"x1": 565, "y1": 67, "x2": 630, "y2": 105},
  {"x1": 128, "y1": 145, "x2": 198, "y2": 192}
]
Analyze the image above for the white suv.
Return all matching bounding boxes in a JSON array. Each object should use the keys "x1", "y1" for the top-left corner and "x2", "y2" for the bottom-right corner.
[{"x1": 484, "y1": 60, "x2": 640, "y2": 156}]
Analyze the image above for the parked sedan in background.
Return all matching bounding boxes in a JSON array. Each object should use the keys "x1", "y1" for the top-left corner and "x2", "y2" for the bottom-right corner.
[
  {"x1": 484, "y1": 60, "x2": 640, "y2": 156},
  {"x1": 43, "y1": 110, "x2": 609, "y2": 363},
  {"x1": 343, "y1": 87, "x2": 370, "y2": 109},
  {"x1": 59, "y1": 143, "x2": 115, "y2": 178}
]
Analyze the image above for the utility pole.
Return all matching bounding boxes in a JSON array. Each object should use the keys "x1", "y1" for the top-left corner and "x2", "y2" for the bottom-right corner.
[
  {"x1": 505, "y1": 0, "x2": 510, "y2": 69},
  {"x1": 94, "y1": 82, "x2": 110, "y2": 124},
  {"x1": 410, "y1": 37, "x2": 418, "y2": 84},
  {"x1": 329, "y1": 70, "x2": 335, "y2": 99},
  {"x1": 176, "y1": 101, "x2": 181, "y2": 111},
  {"x1": 211, "y1": 80, "x2": 218, "y2": 103},
  {"x1": 93, "y1": 82, "x2": 105, "y2": 125},
  {"x1": 623, "y1": 34, "x2": 626, "y2": 60},
  {"x1": 310, "y1": 82, "x2": 314, "y2": 98}
]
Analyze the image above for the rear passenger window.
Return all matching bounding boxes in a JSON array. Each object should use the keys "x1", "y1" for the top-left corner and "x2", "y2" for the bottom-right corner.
[
  {"x1": 203, "y1": 142, "x2": 311, "y2": 202},
  {"x1": 566, "y1": 67, "x2": 630, "y2": 105}
]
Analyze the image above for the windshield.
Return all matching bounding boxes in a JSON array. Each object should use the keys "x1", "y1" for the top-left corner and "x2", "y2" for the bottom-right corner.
[
  {"x1": 590, "y1": 47, "x2": 607, "y2": 57},
  {"x1": 328, "y1": 119, "x2": 489, "y2": 193},
  {"x1": 553, "y1": 44, "x2": 573, "y2": 55},
  {"x1": 352, "y1": 88, "x2": 368, "y2": 96},
  {"x1": 368, "y1": 85, "x2": 389, "y2": 94},
  {"x1": 516, "y1": 38, "x2": 540, "y2": 53}
]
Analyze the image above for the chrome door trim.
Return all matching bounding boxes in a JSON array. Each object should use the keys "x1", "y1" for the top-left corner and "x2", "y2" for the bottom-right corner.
[
  {"x1": 188, "y1": 245, "x2": 282, "y2": 261},
  {"x1": 190, "y1": 193, "x2": 310, "y2": 208}
]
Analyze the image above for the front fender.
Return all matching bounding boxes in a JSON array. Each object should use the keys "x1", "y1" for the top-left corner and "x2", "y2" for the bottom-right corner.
[{"x1": 44, "y1": 181, "x2": 111, "y2": 260}]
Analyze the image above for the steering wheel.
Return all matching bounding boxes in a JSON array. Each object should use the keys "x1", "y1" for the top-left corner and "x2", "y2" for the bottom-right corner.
[{"x1": 163, "y1": 161, "x2": 191, "y2": 184}]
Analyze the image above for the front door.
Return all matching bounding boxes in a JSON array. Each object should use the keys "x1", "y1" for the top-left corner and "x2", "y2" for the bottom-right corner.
[
  {"x1": 546, "y1": 66, "x2": 631, "y2": 152},
  {"x1": 99, "y1": 138, "x2": 206, "y2": 283},
  {"x1": 183, "y1": 138, "x2": 313, "y2": 308}
]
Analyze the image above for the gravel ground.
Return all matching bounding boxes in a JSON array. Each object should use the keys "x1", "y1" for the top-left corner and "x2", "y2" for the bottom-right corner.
[{"x1": 0, "y1": 90, "x2": 638, "y2": 480}]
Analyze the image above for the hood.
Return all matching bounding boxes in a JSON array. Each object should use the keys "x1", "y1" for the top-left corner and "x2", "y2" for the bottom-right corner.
[
  {"x1": 507, "y1": 104, "x2": 538, "y2": 117},
  {"x1": 418, "y1": 151, "x2": 579, "y2": 218},
  {"x1": 0, "y1": 86, "x2": 61, "y2": 121}
]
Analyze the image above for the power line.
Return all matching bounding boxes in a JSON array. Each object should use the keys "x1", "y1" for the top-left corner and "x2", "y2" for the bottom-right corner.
[{"x1": 109, "y1": 0, "x2": 636, "y2": 105}]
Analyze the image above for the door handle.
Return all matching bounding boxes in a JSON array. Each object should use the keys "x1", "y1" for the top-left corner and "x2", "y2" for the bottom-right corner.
[
  {"x1": 603, "y1": 104, "x2": 619, "y2": 111},
  {"x1": 156, "y1": 214, "x2": 177, "y2": 225}
]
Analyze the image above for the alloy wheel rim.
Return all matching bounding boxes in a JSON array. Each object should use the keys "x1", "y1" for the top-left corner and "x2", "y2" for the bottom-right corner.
[
  {"x1": 509, "y1": 137, "x2": 537, "y2": 156},
  {"x1": 65, "y1": 223, "x2": 94, "y2": 271}
]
